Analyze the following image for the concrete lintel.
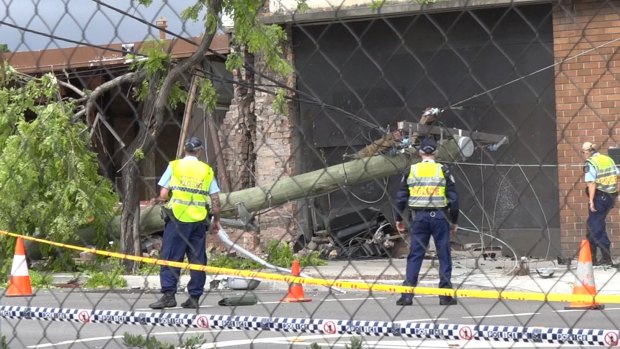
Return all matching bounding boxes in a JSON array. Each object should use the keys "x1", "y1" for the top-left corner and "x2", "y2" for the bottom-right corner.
[{"x1": 263, "y1": 0, "x2": 551, "y2": 25}]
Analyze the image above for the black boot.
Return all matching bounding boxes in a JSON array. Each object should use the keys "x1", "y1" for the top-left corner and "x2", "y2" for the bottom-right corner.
[
  {"x1": 396, "y1": 296, "x2": 413, "y2": 306},
  {"x1": 149, "y1": 293, "x2": 177, "y2": 309},
  {"x1": 181, "y1": 296, "x2": 200, "y2": 309},
  {"x1": 590, "y1": 244, "x2": 598, "y2": 265},
  {"x1": 597, "y1": 250, "x2": 613, "y2": 267},
  {"x1": 439, "y1": 297, "x2": 457, "y2": 306}
]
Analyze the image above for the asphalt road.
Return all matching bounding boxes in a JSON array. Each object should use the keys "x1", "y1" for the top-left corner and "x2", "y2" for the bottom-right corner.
[{"x1": 1, "y1": 289, "x2": 619, "y2": 349}]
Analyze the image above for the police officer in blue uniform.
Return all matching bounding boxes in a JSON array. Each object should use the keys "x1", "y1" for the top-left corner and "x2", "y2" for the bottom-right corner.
[
  {"x1": 149, "y1": 137, "x2": 222, "y2": 310},
  {"x1": 394, "y1": 137, "x2": 459, "y2": 306},
  {"x1": 581, "y1": 141, "x2": 619, "y2": 267}
]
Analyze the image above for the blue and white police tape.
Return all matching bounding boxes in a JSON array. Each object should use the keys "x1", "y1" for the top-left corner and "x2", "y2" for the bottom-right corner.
[{"x1": 0, "y1": 305, "x2": 618, "y2": 346}]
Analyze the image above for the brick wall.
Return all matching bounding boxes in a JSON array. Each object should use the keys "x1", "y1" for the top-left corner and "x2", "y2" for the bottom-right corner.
[
  {"x1": 251, "y1": 52, "x2": 301, "y2": 247},
  {"x1": 218, "y1": 51, "x2": 300, "y2": 252},
  {"x1": 553, "y1": 0, "x2": 620, "y2": 256}
]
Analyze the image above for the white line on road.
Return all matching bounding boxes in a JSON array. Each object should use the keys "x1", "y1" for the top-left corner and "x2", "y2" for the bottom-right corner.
[
  {"x1": 196, "y1": 335, "x2": 584, "y2": 348},
  {"x1": 134, "y1": 297, "x2": 385, "y2": 311},
  {"x1": 463, "y1": 312, "x2": 539, "y2": 319}
]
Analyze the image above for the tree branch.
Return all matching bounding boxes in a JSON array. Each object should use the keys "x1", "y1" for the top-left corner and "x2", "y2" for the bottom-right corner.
[
  {"x1": 145, "y1": 0, "x2": 224, "y2": 151},
  {"x1": 85, "y1": 71, "x2": 146, "y2": 118},
  {"x1": 57, "y1": 79, "x2": 86, "y2": 98}
]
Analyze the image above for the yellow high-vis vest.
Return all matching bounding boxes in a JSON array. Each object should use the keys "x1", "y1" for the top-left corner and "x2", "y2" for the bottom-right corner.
[
  {"x1": 166, "y1": 159, "x2": 214, "y2": 223},
  {"x1": 588, "y1": 153, "x2": 618, "y2": 194},
  {"x1": 407, "y1": 162, "x2": 447, "y2": 208}
]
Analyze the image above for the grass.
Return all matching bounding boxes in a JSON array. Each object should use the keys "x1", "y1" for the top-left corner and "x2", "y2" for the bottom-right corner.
[{"x1": 122, "y1": 333, "x2": 205, "y2": 349}]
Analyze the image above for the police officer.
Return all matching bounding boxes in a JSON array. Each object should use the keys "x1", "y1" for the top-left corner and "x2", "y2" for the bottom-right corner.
[
  {"x1": 394, "y1": 137, "x2": 459, "y2": 306},
  {"x1": 581, "y1": 141, "x2": 619, "y2": 267},
  {"x1": 149, "y1": 137, "x2": 222, "y2": 309}
]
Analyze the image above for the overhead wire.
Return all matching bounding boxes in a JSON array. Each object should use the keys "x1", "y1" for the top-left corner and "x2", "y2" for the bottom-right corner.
[
  {"x1": 448, "y1": 35, "x2": 620, "y2": 109},
  {"x1": 90, "y1": 0, "x2": 386, "y2": 132},
  {"x1": 4, "y1": 2, "x2": 606, "y2": 262}
]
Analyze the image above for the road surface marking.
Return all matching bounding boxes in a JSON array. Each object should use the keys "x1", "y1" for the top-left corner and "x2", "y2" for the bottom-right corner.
[{"x1": 463, "y1": 312, "x2": 539, "y2": 319}]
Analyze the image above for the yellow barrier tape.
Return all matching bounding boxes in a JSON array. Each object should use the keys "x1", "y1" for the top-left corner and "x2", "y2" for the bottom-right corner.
[{"x1": 2, "y1": 230, "x2": 620, "y2": 304}]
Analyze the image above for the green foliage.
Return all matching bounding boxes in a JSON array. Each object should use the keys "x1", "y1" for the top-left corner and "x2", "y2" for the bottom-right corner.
[
  {"x1": 198, "y1": 79, "x2": 218, "y2": 112},
  {"x1": 84, "y1": 271, "x2": 127, "y2": 289},
  {"x1": 30, "y1": 270, "x2": 54, "y2": 288},
  {"x1": 136, "y1": 262, "x2": 160, "y2": 276},
  {"x1": 122, "y1": 333, "x2": 206, "y2": 349},
  {"x1": 208, "y1": 253, "x2": 263, "y2": 269},
  {"x1": 345, "y1": 337, "x2": 364, "y2": 349},
  {"x1": 264, "y1": 240, "x2": 326, "y2": 268},
  {"x1": 224, "y1": 51, "x2": 244, "y2": 72},
  {"x1": 131, "y1": 40, "x2": 170, "y2": 76},
  {"x1": 309, "y1": 343, "x2": 322, "y2": 349},
  {"x1": 297, "y1": 0, "x2": 310, "y2": 12},
  {"x1": 133, "y1": 148, "x2": 145, "y2": 161},
  {"x1": 130, "y1": 40, "x2": 187, "y2": 108},
  {"x1": 0, "y1": 270, "x2": 54, "y2": 289},
  {"x1": 168, "y1": 82, "x2": 188, "y2": 109},
  {"x1": 84, "y1": 265, "x2": 127, "y2": 289},
  {"x1": 0, "y1": 335, "x2": 8, "y2": 349},
  {"x1": 273, "y1": 88, "x2": 288, "y2": 114},
  {"x1": 0, "y1": 44, "x2": 9, "y2": 53},
  {"x1": 209, "y1": 239, "x2": 326, "y2": 270},
  {"x1": 179, "y1": 0, "x2": 293, "y2": 78},
  {"x1": 0, "y1": 68, "x2": 119, "y2": 276},
  {"x1": 370, "y1": 0, "x2": 386, "y2": 10}
]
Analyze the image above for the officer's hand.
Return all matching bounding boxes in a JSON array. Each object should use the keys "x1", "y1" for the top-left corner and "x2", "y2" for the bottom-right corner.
[
  {"x1": 210, "y1": 220, "x2": 221, "y2": 234},
  {"x1": 150, "y1": 197, "x2": 163, "y2": 204},
  {"x1": 396, "y1": 221, "x2": 406, "y2": 233},
  {"x1": 450, "y1": 224, "x2": 458, "y2": 237},
  {"x1": 589, "y1": 202, "x2": 597, "y2": 212}
]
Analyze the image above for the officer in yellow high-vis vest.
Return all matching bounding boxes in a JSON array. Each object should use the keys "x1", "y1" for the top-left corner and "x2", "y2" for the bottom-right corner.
[
  {"x1": 581, "y1": 141, "x2": 619, "y2": 267},
  {"x1": 394, "y1": 137, "x2": 459, "y2": 306},
  {"x1": 149, "y1": 137, "x2": 222, "y2": 310}
]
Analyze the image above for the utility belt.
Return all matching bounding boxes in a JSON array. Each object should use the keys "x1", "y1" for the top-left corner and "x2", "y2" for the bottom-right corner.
[
  {"x1": 410, "y1": 207, "x2": 448, "y2": 218},
  {"x1": 160, "y1": 206, "x2": 175, "y2": 223},
  {"x1": 160, "y1": 205, "x2": 212, "y2": 226},
  {"x1": 585, "y1": 188, "x2": 618, "y2": 200}
]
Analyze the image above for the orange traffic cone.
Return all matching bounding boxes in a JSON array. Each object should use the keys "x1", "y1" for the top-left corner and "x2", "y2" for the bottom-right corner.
[
  {"x1": 281, "y1": 259, "x2": 311, "y2": 303},
  {"x1": 565, "y1": 239, "x2": 603, "y2": 310},
  {"x1": 6, "y1": 237, "x2": 33, "y2": 297}
]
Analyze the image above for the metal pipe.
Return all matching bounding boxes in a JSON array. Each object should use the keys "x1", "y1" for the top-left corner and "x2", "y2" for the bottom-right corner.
[{"x1": 217, "y1": 228, "x2": 346, "y2": 294}]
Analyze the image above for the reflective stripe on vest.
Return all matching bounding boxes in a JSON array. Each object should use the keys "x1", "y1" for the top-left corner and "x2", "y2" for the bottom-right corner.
[
  {"x1": 588, "y1": 154, "x2": 618, "y2": 194},
  {"x1": 166, "y1": 159, "x2": 214, "y2": 222},
  {"x1": 407, "y1": 162, "x2": 447, "y2": 208}
]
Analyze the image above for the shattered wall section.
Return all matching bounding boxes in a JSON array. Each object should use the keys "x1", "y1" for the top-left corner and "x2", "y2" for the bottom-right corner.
[
  {"x1": 252, "y1": 46, "x2": 301, "y2": 249},
  {"x1": 219, "y1": 44, "x2": 300, "y2": 252},
  {"x1": 222, "y1": 50, "x2": 256, "y2": 192}
]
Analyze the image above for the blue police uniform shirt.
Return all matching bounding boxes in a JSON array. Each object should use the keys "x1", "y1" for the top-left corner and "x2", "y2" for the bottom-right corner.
[{"x1": 158, "y1": 156, "x2": 220, "y2": 194}]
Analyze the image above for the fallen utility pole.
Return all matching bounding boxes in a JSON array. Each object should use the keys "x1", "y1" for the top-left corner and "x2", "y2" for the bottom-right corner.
[{"x1": 107, "y1": 138, "x2": 464, "y2": 238}]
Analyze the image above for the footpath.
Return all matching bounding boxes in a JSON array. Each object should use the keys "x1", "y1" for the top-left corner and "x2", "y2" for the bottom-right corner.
[{"x1": 52, "y1": 256, "x2": 620, "y2": 296}]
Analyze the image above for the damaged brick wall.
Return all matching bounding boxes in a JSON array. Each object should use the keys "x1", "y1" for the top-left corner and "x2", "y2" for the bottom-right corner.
[{"x1": 218, "y1": 42, "x2": 300, "y2": 253}]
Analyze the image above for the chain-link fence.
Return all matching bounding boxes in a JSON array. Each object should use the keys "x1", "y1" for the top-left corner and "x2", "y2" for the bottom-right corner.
[{"x1": 1, "y1": 0, "x2": 620, "y2": 348}]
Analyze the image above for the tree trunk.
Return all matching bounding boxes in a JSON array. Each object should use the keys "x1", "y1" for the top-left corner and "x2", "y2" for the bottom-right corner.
[{"x1": 120, "y1": 153, "x2": 141, "y2": 272}]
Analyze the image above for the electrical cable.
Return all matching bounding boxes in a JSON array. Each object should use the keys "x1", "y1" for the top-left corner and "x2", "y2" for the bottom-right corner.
[
  {"x1": 447, "y1": 35, "x2": 620, "y2": 109},
  {"x1": 90, "y1": 0, "x2": 386, "y2": 132},
  {"x1": 347, "y1": 178, "x2": 389, "y2": 204},
  {"x1": 0, "y1": 20, "x2": 127, "y2": 55}
]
